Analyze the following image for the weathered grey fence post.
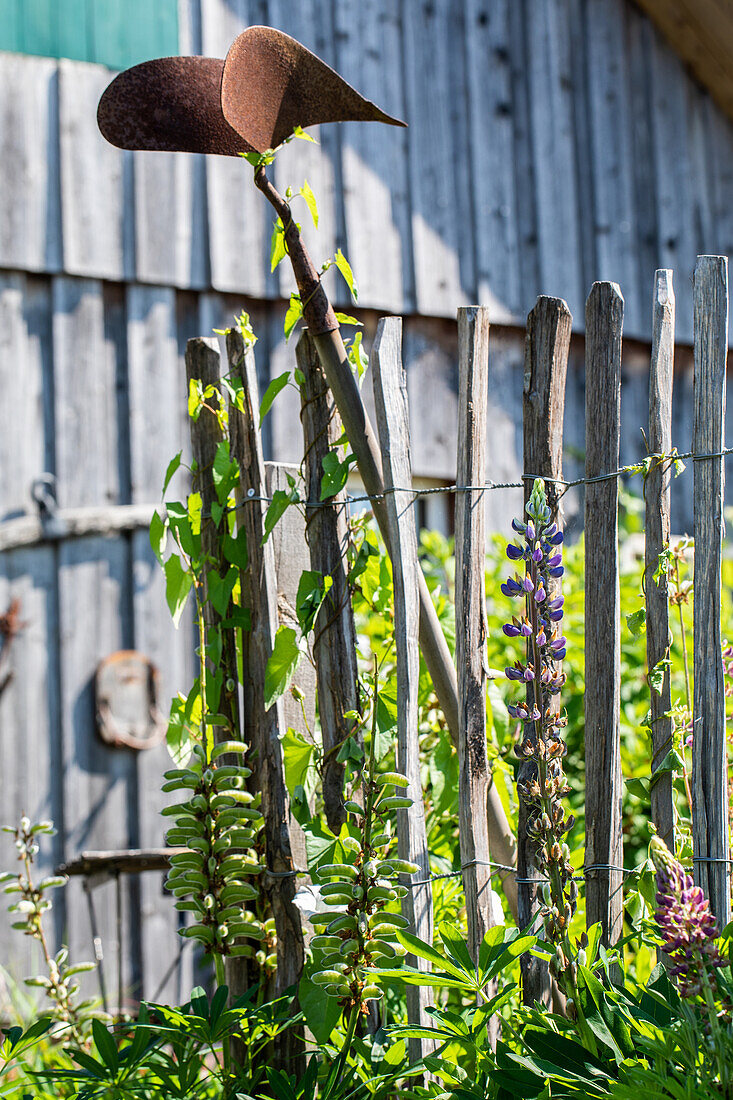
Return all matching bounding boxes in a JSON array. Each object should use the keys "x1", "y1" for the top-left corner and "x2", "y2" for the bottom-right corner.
[
  {"x1": 371, "y1": 317, "x2": 434, "y2": 1061},
  {"x1": 185, "y1": 338, "x2": 241, "y2": 743},
  {"x1": 519, "y1": 296, "x2": 571, "y2": 1006},
  {"x1": 226, "y1": 329, "x2": 305, "y2": 1076},
  {"x1": 692, "y1": 255, "x2": 730, "y2": 925},
  {"x1": 584, "y1": 282, "x2": 624, "y2": 948},
  {"x1": 297, "y1": 331, "x2": 359, "y2": 833},
  {"x1": 454, "y1": 306, "x2": 497, "y2": 1042},
  {"x1": 646, "y1": 271, "x2": 675, "y2": 851},
  {"x1": 264, "y1": 461, "x2": 317, "y2": 874}
]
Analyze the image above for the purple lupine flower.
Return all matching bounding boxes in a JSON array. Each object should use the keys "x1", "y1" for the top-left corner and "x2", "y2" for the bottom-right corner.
[
  {"x1": 649, "y1": 836, "x2": 725, "y2": 1000},
  {"x1": 502, "y1": 478, "x2": 575, "y2": 961}
]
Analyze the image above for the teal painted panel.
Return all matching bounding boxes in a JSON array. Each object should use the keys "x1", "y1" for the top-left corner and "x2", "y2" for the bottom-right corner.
[
  {"x1": 0, "y1": 0, "x2": 177, "y2": 68},
  {"x1": 0, "y1": 1, "x2": 21, "y2": 53}
]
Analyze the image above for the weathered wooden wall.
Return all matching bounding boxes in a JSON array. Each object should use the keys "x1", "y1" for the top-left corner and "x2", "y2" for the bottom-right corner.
[{"x1": 1, "y1": 0, "x2": 732, "y2": 1005}]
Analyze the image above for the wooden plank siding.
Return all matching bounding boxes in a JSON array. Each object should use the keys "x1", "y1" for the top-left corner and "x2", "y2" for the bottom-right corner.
[
  {"x1": 2, "y1": 0, "x2": 733, "y2": 1003},
  {"x1": 0, "y1": 0, "x2": 732, "y2": 338}
]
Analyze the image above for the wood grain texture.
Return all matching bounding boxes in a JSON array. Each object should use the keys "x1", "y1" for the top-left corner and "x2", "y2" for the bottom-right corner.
[
  {"x1": 519, "y1": 295, "x2": 571, "y2": 1005},
  {"x1": 646, "y1": 270, "x2": 675, "y2": 851},
  {"x1": 692, "y1": 255, "x2": 730, "y2": 924},
  {"x1": 134, "y1": 152, "x2": 208, "y2": 290},
  {"x1": 227, "y1": 329, "x2": 305, "y2": 1074},
  {"x1": 371, "y1": 316, "x2": 434, "y2": 1057},
  {"x1": 454, "y1": 308, "x2": 495, "y2": 968},
  {"x1": 465, "y1": 0, "x2": 521, "y2": 322},
  {"x1": 297, "y1": 331, "x2": 358, "y2": 833},
  {"x1": 128, "y1": 285, "x2": 193, "y2": 1002},
  {"x1": 524, "y1": 0, "x2": 583, "y2": 322},
  {"x1": 0, "y1": 55, "x2": 61, "y2": 273},
  {"x1": 334, "y1": 0, "x2": 413, "y2": 312},
  {"x1": 584, "y1": 0, "x2": 641, "y2": 336},
  {"x1": 264, "y1": 461, "x2": 316, "y2": 874},
  {"x1": 201, "y1": 0, "x2": 270, "y2": 298},
  {"x1": 584, "y1": 281, "x2": 624, "y2": 946},
  {"x1": 401, "y1": 0, "x2": 474, "y2": 316},
  {"x1": 59, "y1": 60, "x2": 134, "y2": 282}
]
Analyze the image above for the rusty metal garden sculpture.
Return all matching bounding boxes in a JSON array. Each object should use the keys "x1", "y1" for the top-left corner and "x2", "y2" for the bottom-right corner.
[{"x1": 97, "y1": 24, "x2": 518, "y2": 912}]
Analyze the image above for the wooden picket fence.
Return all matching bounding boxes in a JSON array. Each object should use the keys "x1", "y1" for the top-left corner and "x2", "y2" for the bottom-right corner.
[{"x1": 184, "y1": 254, "x2": 730, "y2": 1047}]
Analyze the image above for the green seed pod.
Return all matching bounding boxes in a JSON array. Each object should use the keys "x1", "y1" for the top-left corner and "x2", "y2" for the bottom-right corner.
[
  {"x1": 368, "y1": 923, "x2": 400, "y2": 938},
  {"x1": 213, "y1": 834, "x2": 232, "y2": 854},
  {"x1": 228, "y1": 944, "x2": 254, "y2": 958},
  {"x1": 207, "y1": 857, "x2": 217, "y2": 876},
  {"x1": 368, "y1": 912, "x2": 410, "y2": 929},
  {"x1": 367, "y1": 885, "x2": 396, "y2": 904},
  {"x1": 352, "y1": 884, "x2": 364, "y2": 900},
  {"x1": 164, "y1": 768, "x2": 198, "y2": 782},
  {"x1": 321, "y1": 881, "x2": 354, "y2": 897},
  {"x1": 188, "y1": 837, "x2": 211, "y2": 854},
  {"x1": 212, "y1": 740, "x2": 249, "y2": 760},
  {"x1": 169, "y1": 852, "x2": 204, "y2": 868},
  {"x1": 182, "y1": 923, "x2": 214, "y2": 943},
  {"x1": 387, "y1": 859, "x2": 420, "y2": 875},
  {"x1": 161, "y1": 777, "x2": 198, "y2": 793},
  {"x1": 323, "y1": 893, "x2": 352, "y2": 908},
  {"x1": 224, "y1": 829, "x2": 257, "y2": 848},
  {"x1": 392, "y1": 885, "x2": 408, "y2": 899},
  {"x1": 312, "y1": 969, "x2": 344, "y2": 986},
  {"x1": 220, "y1": 884, "x2": 258, "y2": 904},
  {"x1": 226, "y1": 920, "x2": 265, "y2": 940},
  {"x1": 342, "y1": 837, "x2": 361, "y2": 855},
  {"x1": 310, "y1": 935, "x2": 342, "y2": 951},
  {"x1": 339, "y1": 939, "x2": 360, "y2": 957},
  {"x1": 327, "y1": 914, "x2": 358, "y2": 934},
  {"x1": 317, "y1": 863, "x2": 357, "y2": 880},
  {"x1": 190, "y1": 794, "x2": 208, "y2": 812},
  {"x1": 376, "y1": 772, "x2": 409, "y2": 787},
  {"x1": 343, "y1": 800, "x2": 364, "y2": 815},
  {"x1": 203, "y1": 768, "x2": 214, "y2": 786},
  {"x1": 379, "y1": 796, "x2": 413, "y2": 810},
  {"x1": 361, "y1": 984, "x2": 383, "y2": 1001},
  {"x1": 203, "y1": 894, "x2": 216, "y2": 910},
  {"x1": 368, "y1": 940, "x2": 396, "y2": 959},
  {"x1": 371, "y1": 832, "x2": 392, "y2": 848},
  {"x1": 174, "y1": 899, "x2": 203, "y2": 914}
]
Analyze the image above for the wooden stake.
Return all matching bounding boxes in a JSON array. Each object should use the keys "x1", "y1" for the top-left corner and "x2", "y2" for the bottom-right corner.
[
  {"x1": 692, "y1": 255, "x2": 730, "y2": 924},
  {"x1": 371, "y1": 317, "x2": 434, "y2": 1061},
  {"x1": 226, "y1": 329, "x2": 305, "y2": 1075},
  {"x1": 584, "y1": 282, "x2": 624, "y2": 947},
  {"x1": 454, "y1": 307, "x2": 496, "y2": 1041},
  {"x1": 297, "y1": 331, "x2": 359, "y2": 834},
  {"x1": 519, "y1": 296, "x2": 571, "y2": 1005},
  {"x1": 646, "y1": 271, "x2": 675, "y2": 851}
]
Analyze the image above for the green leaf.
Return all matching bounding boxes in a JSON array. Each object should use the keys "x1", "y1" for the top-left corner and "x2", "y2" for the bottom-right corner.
[
  {"x1": 284, "y1": 294, "x2": 303, "y2": 341},
  {"x1": 375, "y1": 679, "x2": 398, "y2": 760},
  {"x1": 334, "y1": 248, "x2": 358, "y2": 301},
  {"x1": 626, "y1": 608, "x2": 646, "y2": 636},
  {"x1": 270, "y1": 218, "x2": 287, "y2": 272},
  {"x1": 292, "y1": 125, "x2": 317, "y2": 143},
  {"x1": 208, "y1": 566, "x2": 237, "y2": 617},
  {"x1": 296, "y1": 570, "x2": 333, "y2": 634},
  {"x1": 396, "y1": 930, "x2": 470, "y2": 983},
  {"x1": 259, "y1": 371, "x2": 291, "y2": 425},
  {"x1": 346, "y1": 331, "x2": 368, "y2": 384},
  {"x1": 162, "y1": 451, "x2": 182, "y2": 494},
  {"x1": 164, "y1": 555, "x2": 193, "y2": 627},
  {"x1": 300, "y1": 179, "x2": 319, "y2": 228},
  {"x1": 264, "y1": 627, "x2": 304, "y2": 710},
  {"x1": 187, "y1": 377, "x2": 204, "y2": 420},
  {"x1": 335, "y1": 313, "x2": 362, "y2": 327},
  {"x1": 649, "y1": 654, "x2": 670, "y2": 695},
  {"x1": 263, "y1": 485, "x2": 300, "y2": 545},
  {"x1": 299, "y1": 971, "x2": 341, "y2": 1044},
  {"x1": 91, "y1": 1019, "x2": 118, "y2": 1073},
  {"x1": 212, "y1": 440, "x2": 239, "y2": 506},
  {"x1": 149, "y1": 510, "x2": 168, "y2": 564},
  {"x1": 320, "y1": 450, "x2": 357, "y2": 500},
  {"x1": 223, "y1": 528, "x2": 248, "y2": 571},
  {"x1": 281, "y1": 728, "x2": 314, "y2": 798}
]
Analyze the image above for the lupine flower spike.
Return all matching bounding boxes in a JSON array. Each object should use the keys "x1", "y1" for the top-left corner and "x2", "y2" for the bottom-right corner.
[
  {"x1": 503, "y1": 479, "x2": 577, "y2": 975},
  {"x1": 649, "y1": 835, "x2": 726, "y2": 1000}
]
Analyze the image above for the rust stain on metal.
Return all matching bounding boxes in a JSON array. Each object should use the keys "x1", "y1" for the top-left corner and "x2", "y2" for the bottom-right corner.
[
  {"x1": 98, "y1": 56, "x2": 252, "y2": 155},
  {"x1": 97, "y1": 26, "x2": 406, "y2": 156},
  {"x1": 221, "y1": 26, "x2": 405, "y2": 152}
]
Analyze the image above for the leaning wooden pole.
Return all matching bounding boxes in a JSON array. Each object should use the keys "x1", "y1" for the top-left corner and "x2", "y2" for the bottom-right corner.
[
  {"x1": 253, "y1": 168, "x2": 519, "y2": 917},
  {"x1": 519, "y1": 296, "x2": 571, "y2": 1005},
  {"x1": 371, "y1": 316, "x2": 434, "y2": 1062},
  {"x1": 584, "y1": 282, "x2": 624, "y2": 948},
  {"x1": 226, "y1": 329, "x2": 305, "y2": 1075},
  {"x1": 454, "y1": 307, "x2": 497, "y2": 1042},
  {"x1": 692, "y1": 255, "x2": 730, "y2": 925},
  {"x1": 297, "y1": 331, "x2": 358, "y2": 833},
  {"x1": 646, "y1": 270, "x2": 675, "y2": 852}
]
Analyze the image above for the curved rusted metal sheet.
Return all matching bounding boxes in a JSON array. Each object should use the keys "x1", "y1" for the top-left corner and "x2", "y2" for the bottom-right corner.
[
  {"x1": 97, "y1": 56, "x2": 253, "y2": 155},
  {"x1": 221, "y1": 26, "x2": 406, "y2": 152},
  {"x1": 97, "y1": 26, "x2": 405, "y2": 156}
]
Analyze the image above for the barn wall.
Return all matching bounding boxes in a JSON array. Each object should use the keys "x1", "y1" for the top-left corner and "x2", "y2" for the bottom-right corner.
[{"x1": 1, "y1": 0, "x2": 732, "y2": 1006}]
